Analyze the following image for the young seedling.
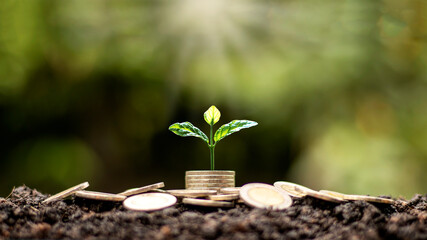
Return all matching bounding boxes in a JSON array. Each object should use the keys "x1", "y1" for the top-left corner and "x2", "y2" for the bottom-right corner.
[{"x1": 169, "y1": 105, "x2": 258, "y2": 170}]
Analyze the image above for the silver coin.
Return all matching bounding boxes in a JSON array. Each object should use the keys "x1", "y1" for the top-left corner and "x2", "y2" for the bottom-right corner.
[
  {"x1": 186, "y1": 171, "x2": 235, "y2": 175},
  {"x1": 219, "y1": 187, "x2": 241, "y2": 194},
  {"x1": 182, "y1": 198, "x2": 234, "y2": 208},
  {"x1": 240, "y1": 183, "x2": 293, "y2": 210},
  {"x1": 208, "y1": 194, "x2": 240, "y2": 201},
  {"x1": 293, "y1": 185, "x2": 344, "y2": 203},
  {"x1": 118, "y1": 182, "x2": 165, "y2": 196},
  {"x1": 185, "y1": 179, "x2": 235, "y2": 183},
  {"x1": 319, "y1": 190, "x2": 347, "y2": 200},
  {"x1": 43, "y1": 182, "x2": 89, "y2": 203},
  {"x1": 274, "y1": 181, "x2": 306, "y2": 198},
  {"x1": 186, "y1": 183, "x2": 235, "y2": 187},
  {"x1": 123, "y1": 193, "x2": 177, "y2": 211},
  {"x1": 185, "y1": 175, "x2": 235, "y2": 180},
  {"x1": 167, "y1": 189, "x2": 217, "y2": 198},
  {"x1": 75, "y1": 190, "x2": 126, "y2": 201},
  {"x1": 342, "y1": 194, "x2": 395, "y2": 204}
]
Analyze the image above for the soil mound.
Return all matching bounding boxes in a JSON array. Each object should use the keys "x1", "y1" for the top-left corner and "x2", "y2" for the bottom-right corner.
[{"x1": 0, "y1": 186, "x2": 425, "y2": 239}]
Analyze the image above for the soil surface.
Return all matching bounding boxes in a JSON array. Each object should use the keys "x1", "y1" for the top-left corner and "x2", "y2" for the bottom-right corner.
[{"x1": 0, "y1": 186, "x2": 426, "y2": 239}]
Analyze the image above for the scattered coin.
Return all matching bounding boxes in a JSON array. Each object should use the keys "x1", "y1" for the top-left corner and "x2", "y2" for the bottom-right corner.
[
  {"x1": 42, "y1": 182, "x2": 90, "y2": 203},
  {"x1": 219, "y1": 187, "x2": 241, "y2": 194},
  {"x1": 151, "y1": 189, "x2": 167, "y2": 193},
  {"x1": 208, "y1": 194, "x2": 240, "y2": 201},
  {"x1": 183, "y1": 187, "x2": 224, "y2": 190},
  {"x1": 182, "y1": 198, "x2": 234, "y2": 208},
  {"x1": 240, "y1": 183, "x2": 293, "y2": 210},
  {"x1": 186, "y1": 183, "x2": 235, "y2": 188},
  {"x1": 319, "y1": 190, "x2": 347, "y2": 200},
  {"x1": 167, "y1": 189, "x2": 217, "y2": 198},
  {"x1": 294, "y1": 186, "x2": 344, "y2": 203},
  {"x1": 75, "y1": 190, "x2": 126, "y2": 201},
  {"x1": 123, "y1": 193, "x2": 177, "y2": 211},
  {"x1": 118, "y1": 182, "x2": 165, "y2": 196},
  {"x1": 273, "y1": 181, "x2": 307, "y2": 198},
  {"x1": 319, "y1": 190, "x2": 395, "y2": 204},
  {"x1": 342, "y1": 194, "x2": 395, "y2": 204}
]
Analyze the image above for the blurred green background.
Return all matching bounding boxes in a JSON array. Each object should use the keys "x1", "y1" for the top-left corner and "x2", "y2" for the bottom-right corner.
[{"x1": 0, "y1": 0, "x2": 426, "y2": 199}]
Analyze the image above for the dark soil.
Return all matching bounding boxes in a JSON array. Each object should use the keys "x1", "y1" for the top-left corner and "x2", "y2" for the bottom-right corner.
[{"x1": 0, "y1": 186, "x2": 426, "y2": 239}]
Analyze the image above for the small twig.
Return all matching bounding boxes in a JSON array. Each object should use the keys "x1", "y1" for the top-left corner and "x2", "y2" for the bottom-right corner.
[
  {"x1": 30, "y1": 206, "x2": 40, "y2": 212},
  {"x1": 5, "y1": 186, "x2": 15, "y2": 200}
]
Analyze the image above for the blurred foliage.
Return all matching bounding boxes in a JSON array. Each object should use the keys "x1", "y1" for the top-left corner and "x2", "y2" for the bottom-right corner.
[{"x1": 0, "y1": 0, "x2": 426, "y2": 198}]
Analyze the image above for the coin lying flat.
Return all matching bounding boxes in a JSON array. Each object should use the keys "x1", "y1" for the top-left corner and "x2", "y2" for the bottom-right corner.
[
  {"x1": 274, "y1": 181, "x2": 307, "y2": 198},
  {"x1": 167, "y1": 189, "x2": 217, "y2": 198},
  {"x1": 43, "y1": 182, "x2": 90, "y2": 203},
  {"x1": 184, "y1": 187, "x2": 224, "y2": 190},
  {"x1": 151, "y1": 189, "x2": 167, "y2": 193},
  {"x1": 123, "y1": 193, "x2": 177, "y2": 211},
  {"x1": 182, "y1": 198, "x2": 234, "y2": 208},
  {"x1": 240, "y1": 183, "x2": 293, "y2": 210},
  {"x1": 75, "y1": 190, "x2": 126, "y2": 201},
  {"x1": 118, "y1": 182, "x2": 165, "y2": 196},
  {"x1": 208, "y1": 194, "x2": 240, "y2": 201},
  {"x1": 319, "y1": 190, "x2": 395, "y2": 204},
  {"x1": 342, "y1": 194, "x2": 395, "y2": 204},
  {"x1": 219, "y1": 187, "x2": 241, "y2": 194},
  {"x1": 294, "y1": 186, "x2": 344, "y2": 203},
  {"x1": 186, "y1": 183, "x2": 235, "y2": 188},
  {"x1": 319, "y1": 190, "x2": 347, "y2": 200}
]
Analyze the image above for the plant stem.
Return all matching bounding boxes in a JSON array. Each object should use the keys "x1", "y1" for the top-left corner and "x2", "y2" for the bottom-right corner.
[
  {"x1": 209, "y1": 122, "x2": 214, "y2": 170},
  {"x1": 209, "y1": 145, "x2": 215, "y2": 170}
]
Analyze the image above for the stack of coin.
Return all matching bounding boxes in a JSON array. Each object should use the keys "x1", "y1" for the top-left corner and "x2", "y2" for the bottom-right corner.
[{"x1": 185, "y1": 171, "x2": 235, "y2": 190}]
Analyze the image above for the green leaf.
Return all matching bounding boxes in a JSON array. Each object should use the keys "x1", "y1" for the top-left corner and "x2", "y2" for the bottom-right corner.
[
  {"x1": 204, "y1": 105, "x2": 221, "y2": 126},
  {"x1": 169, "y1": 122, "x2": 209, "y2": 143},
  {"x1": 214, "y1": 120, "x2": 258, "y2": 143}
]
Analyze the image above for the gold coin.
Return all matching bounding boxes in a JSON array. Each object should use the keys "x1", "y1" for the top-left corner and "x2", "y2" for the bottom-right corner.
[
  {"x1": 182, "y1": 198, "x2": 234, "y2": 208},
  {"x1": 273, "y1": 181, "x2": 306, "y2": 198},
  {"x1": 43, "y1": 182, "x2": 90, "y2": 203},
  {"x1": 208, "y1": 194, "x2": 240, "y2": 201},
  {"x1": 219, "y1": 187, "x2": 241, "y2": 194},
  {"x1": 186, "y1": 171, "x2": 235, "y2": 175},
  {"x1": 240, "y1": 183, "x2": 293, "y2": 210},
  {"x1": 123, "y1": 193, "x2": 177, "y2": 211},
  {"x1": 118, "y1": 182, "x2": 165, "y2": 196},
  {"x1": 167, "y1": 189, "x2": 217, "y2": 198},
  {"x1": 342, "y1": 194, "x2": 395, "y2": 204},
  {"x1": 75, "y1": 190, "x2": 126, "y2": 201}
]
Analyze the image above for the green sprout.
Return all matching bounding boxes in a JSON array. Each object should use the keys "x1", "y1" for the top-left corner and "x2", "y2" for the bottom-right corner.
[{"x1": 169, "y1": 105, "x2": 258, "y2": 170}]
